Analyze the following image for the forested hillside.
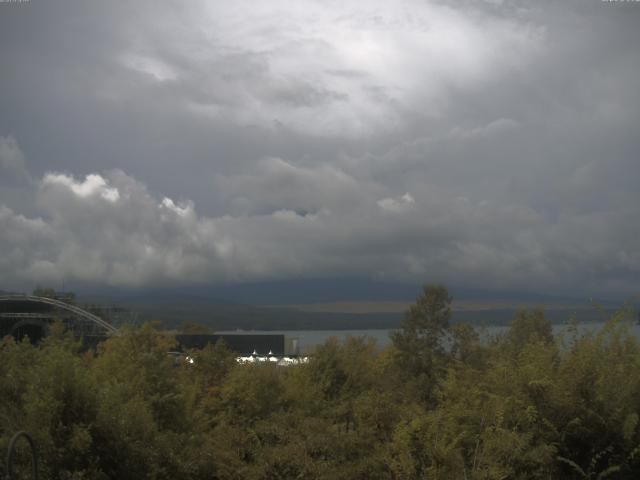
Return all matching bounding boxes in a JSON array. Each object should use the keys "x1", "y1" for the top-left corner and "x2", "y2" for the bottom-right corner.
[{"x1": 1, "y1": 285, "x2": 639, "y2": 479}]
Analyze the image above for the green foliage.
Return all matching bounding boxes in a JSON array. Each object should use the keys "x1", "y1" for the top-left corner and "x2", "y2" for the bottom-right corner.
[
  {"x1": 506, "y1": 308, "x2": 553, "y2": 351},
  {"x1": 32, "y1": 286, "x2": 58, "y2": 298},
  {"x1": 180, "y1": 320, "x2": 211, "y2": 334},
  {"x1": 2, "y1": 290, "x2": 640, "y2": 479},
  {"x1": 391, "y1": 283, "x2": 452, "y2": 403},
  {"x1": 32, "y1": 287, "x2": 76, "y2": 303}
]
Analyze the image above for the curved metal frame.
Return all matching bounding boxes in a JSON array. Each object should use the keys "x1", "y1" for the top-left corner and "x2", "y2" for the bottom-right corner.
[
  {"x1": 5, "y1": 431, "x2": 38, "y2": 480},
  {"x1": 0, "y1": 295, "x2": 117, "y2": 335}
]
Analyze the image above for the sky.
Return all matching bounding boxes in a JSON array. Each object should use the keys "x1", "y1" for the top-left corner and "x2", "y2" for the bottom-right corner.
[{"x1": 0, "y1": 0, "x2": 639, "y2": 299}]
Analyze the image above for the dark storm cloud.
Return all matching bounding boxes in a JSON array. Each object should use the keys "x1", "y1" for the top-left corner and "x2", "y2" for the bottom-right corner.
[{"x1": 0, "y1": 0, "x2": 639, "y2": 297}]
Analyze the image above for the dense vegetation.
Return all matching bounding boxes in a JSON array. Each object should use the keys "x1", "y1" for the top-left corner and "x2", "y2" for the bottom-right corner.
[{"x1": 1, "y1": 285, "x2": 640, "y2": 479}]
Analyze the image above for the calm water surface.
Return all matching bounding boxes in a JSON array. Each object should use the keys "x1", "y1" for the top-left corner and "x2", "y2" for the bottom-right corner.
[{"x1": 217, "y1": 322, "x2": 640, "y2": 353}]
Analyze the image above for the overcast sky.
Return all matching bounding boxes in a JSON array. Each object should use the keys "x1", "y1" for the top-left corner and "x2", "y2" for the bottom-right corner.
[{"x1": 0, "y1": 0, "x2": 639, "y2": 298}]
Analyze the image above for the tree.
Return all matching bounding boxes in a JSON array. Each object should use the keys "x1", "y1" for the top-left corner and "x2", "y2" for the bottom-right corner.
[
  {"x1": 32, "y1": 287, "x2": 57, "y2": 298},
  {"x1": 180, "y1": 320, "x2": 212, "y2": 334},
  {"x1": 391, "y1": 283, "x2": 452, "y2": 403},
  {"x1": 450, "y1": 322, "x2": 481, "y2": 365},
  {"x1": 506, "y1": 308, "x2": 553, "y2": 351}
]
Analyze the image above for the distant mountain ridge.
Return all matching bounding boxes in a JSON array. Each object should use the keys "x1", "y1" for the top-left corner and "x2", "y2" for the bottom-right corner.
[
  {"x1": 64, "y1": 279, "x2": 623, "y2": 331},
  {"x1": 3, "y1": 279, "x2": 625, "y2": 331},
  {"x1": 70, "y1": 277, "x2": 612, "y2": 305}
]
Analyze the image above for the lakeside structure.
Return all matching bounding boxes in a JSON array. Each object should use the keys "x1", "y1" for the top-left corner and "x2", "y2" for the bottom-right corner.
[
  {"x1": 0, "y1": 293, "x2": 304, "y2": 362},
  {"x1": 0, "y1": 294, "x2": 117, "y2": 344},
  {"x1": 176, "y1": 333, "x2": 300, "y2": 357}
]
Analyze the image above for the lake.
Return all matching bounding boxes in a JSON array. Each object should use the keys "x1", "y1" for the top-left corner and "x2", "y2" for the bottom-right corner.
[{"x1": 217, "y1": 321, "x2": 640, "y2": 353}]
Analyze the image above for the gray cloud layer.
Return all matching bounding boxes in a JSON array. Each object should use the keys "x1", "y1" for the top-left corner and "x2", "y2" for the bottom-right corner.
[{"x1": 0, "y1": 0, "x2": 639, "y2": 297}]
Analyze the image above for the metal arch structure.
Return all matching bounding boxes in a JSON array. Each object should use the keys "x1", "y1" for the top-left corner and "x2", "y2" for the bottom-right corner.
[
  {"x1": 0, "y1": 295, "x2": 118, "y2": 340},
  {"x1": 5, "y1": 431, "x2": 39, "y2": 480}
]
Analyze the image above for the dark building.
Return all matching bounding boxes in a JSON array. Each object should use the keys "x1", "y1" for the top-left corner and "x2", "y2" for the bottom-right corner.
[{"x1": 176, "y1": 334, "x2": 286, "y2": 356}]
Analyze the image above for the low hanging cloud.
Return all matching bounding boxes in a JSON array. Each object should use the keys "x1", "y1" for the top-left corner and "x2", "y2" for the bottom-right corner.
[
  {"x1": 214, "y1": 157, "x2": 380, "y2": 215},
  {"x1": 0, "y1": 165, "x2": 638, "y2": 298}
]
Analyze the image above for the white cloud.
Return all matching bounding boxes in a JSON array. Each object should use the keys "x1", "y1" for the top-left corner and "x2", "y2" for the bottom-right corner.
[
  {"x1": 0, "y1": 168, "x2": 638, "y2": 297},
  {"x1": 21, "y1": 170, "x2": 235, "y2": 286},
  {"x1": 43, "y1": 173, "x2": 121, "y2": 202},
  {"x1": 377, "y1": 192, "x2": 415, "y2": 213},
  {"x1": 161, "y1": 197, "x2": 193, "y2": 217}
]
